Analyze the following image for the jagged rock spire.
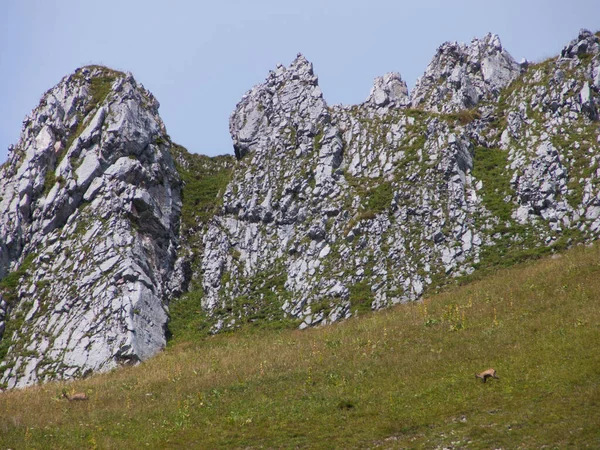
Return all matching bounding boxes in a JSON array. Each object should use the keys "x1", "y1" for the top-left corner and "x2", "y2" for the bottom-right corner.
[
  {"x1": 561, "y1": 29, "x2": 600, "y2": 60},
  {"x1": 365, "y1": 72, "x2": 410, "y2": 108},
  {"x1": 229, "y1": 53, "x2": 328, "y2": 160},
  {"x1": 0, "y1": 66, "x2": 181, "y2": 388},
  {"x1": 410, "y1": 33, "x2": 522, "y2": 112}
]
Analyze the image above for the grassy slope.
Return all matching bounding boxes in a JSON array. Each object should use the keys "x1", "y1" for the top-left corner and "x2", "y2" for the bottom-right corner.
[
  {"x1": 169, "y1": 144, "x2": 234, "y2": 231},
  {"x1": 1, "y1": 243, "x2": 600, "y2": 449}
]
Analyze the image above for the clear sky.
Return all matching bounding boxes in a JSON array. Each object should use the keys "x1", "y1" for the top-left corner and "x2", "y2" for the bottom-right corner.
[{"x1": 1, "y1": 0, "x2": 598, "y2": 162}]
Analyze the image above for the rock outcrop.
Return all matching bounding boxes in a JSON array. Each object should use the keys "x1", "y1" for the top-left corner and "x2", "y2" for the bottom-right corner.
[
  {"x1": 410, "y1": 33, "x2": 522, "y2": 112},
  {"x1": 199, "y1": 53, "x2": 486, "y2": 331},
  {"x1": 0, "y1": 66, "x2": 181, "y2": 388},
  {"x1": 196, "y1": 30, "x2": 600, "y2": 332},
  {"x1": 365, "y1": 72, "x2": 410, "y2": 108}
]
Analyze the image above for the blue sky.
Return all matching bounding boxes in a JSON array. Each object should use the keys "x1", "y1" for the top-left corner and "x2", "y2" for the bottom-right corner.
[{"x1": 0, "y1": 0, "x2": 598, "y2": 162}]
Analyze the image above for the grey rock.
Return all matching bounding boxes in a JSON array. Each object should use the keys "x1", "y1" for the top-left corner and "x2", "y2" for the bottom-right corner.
[
  {"x1": 0, "y1": 66, "x2": 181, "y2": 388},
  {"x1": 75, "y1": 152, "x2": 101, "y2": 189},
  {"x1": 365, "y1": 72, "x2": 410, "y2": 108},
  {"x1": 192, "y1": 29, "x2": 600, "y2": 336},
  {"x1": 580, "y1": 82, "x2": 597, "y2": 120},
  {"x1": 411, "y1": 33, "x2": 522, "y2": 112},
  {"x1": 560, "y1": 29, "x2": 600, "y2": 60}
]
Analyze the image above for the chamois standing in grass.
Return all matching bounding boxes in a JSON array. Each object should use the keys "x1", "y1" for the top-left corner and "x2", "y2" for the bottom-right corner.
[
  {"x1": 475, "y1": 368, "x2": 499, "y2": 383},
  {"x1": 62, "y1": 389, "x2": 88, "y2": 401}
]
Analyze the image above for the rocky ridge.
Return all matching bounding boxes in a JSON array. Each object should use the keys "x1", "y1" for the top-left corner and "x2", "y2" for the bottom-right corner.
[
  {"x1": 0, "y1": 66, "x2": 181, "y2": 388},
  {"x1": 196, "y1": 30, "x2": 600, "y2": 332}
]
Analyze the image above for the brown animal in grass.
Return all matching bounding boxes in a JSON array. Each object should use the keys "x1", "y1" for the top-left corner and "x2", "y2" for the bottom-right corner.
[
  {"x1": 475, "y1": 368, "x2": 499, "y2": 383},
  {"x1": 62, "y1": 389, "x2": 88, "y2": 401}
]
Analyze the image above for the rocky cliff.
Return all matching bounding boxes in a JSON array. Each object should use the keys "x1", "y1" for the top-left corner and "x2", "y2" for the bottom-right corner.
[
  {"x1": 0, "y1": 66, "x2": 181, "y2": 388},
  {"x1": 198, "y1": 30, "x2": 600, "y2": 332},
  {"x1": 1, "y1": 30, "x2": 599, "y2": 388}
]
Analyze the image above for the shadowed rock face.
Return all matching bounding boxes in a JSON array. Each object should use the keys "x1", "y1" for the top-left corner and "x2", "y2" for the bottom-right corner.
[{"x1": 0, "y1": 66, "x2": 181, "y2": 388}]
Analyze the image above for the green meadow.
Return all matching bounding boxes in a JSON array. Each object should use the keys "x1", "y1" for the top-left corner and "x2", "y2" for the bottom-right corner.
[{"x1": 1, "y1": 243, "x2": 599, "y2": 449}]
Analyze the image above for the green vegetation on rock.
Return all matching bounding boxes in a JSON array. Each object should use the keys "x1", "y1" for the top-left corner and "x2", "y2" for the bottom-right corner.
[
  {"x1": 0, "y1": 253, "x2": 37, "y2": 365},
  {"x1": 0, "y1": 253, "x2": 36, "y2": 306},
  {"x1": 170, "y1": 144, "x2": 234, "y2": 230},
  {"x1": 345, "y1": 176, "x2": 394, "y2": 229},
  {"x1": 472, "y1": 146, "x2": 513, "y2": 223},
  {"x1": 79, "y1": 66, "x2": 124, "y2": 113},
  {"x1": 215, "y1": 261, "x2": 298, "y2": 332},
  {"x1": 348, "y1": 280, "x2": 374, "y2": 315},
  {"x1": 167, "y1": 290, "x2": 210, "y2": 342},
  {"x1": 366, "y1": 181, "x2": 394, "y2": 213},
  {"x1": 89, "y1": 76, "x2": 115, "y2": 108}
]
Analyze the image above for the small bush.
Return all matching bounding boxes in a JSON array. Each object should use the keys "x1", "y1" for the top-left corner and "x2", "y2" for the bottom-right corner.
[
  {"x1": 348, "y1": 280, "x2": 374, "y2": 314},
  {"x1": 447, "y1": 108, "x2": 481, "y2": 125},
  {"x1": 0, "y1": 253, "x2": 36, "y2": 304},
  {"x1": 366, "y1": 181, "x2": 393, "y2": 213}
]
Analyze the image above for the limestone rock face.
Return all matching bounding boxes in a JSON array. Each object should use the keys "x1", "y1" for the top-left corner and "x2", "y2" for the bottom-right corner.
[
  {"x1": 0, "y1": 66, "x2": 181, "y2": 388},
  {"x1": 199, "y1": 52, "x2": 488, "y2": 331},
  {"x1": 410, "y1": 33, "x2": 522, "y2": 112},
  {"x1": 365, "y1": 72, "x2": 410, "y2": 108},
  {"x1": 195, "y1": 31, "x2": 600, "y2": 332},
  {"x1": 503, "y1": 30, "x2": 600, "y2": 229},
  {"x1": 561, "y1": 29, "x2": 600, "y2": 61},
  {"x1": 204, "y1": 54, "x2": 348, "y2": 323}
]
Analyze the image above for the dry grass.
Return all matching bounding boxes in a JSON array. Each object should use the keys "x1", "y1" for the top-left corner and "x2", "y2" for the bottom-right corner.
[{"x1": 1, "y1": 244, "x2": 600, "y2": 448}]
